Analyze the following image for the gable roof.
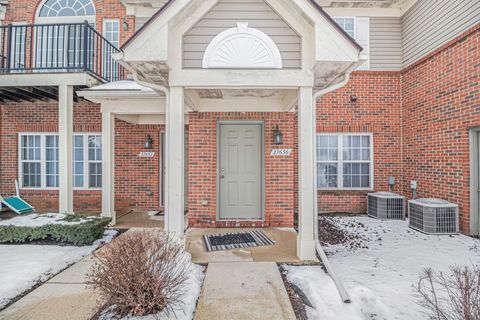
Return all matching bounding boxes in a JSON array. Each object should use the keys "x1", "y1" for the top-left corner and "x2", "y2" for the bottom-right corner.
[{"x1": 121, "y1": 0, "x2": 363, "y2": 52}]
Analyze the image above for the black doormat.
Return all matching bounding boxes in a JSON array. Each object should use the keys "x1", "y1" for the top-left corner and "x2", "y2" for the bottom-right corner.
[{"x1": 203, "y1": 230, "x2": 275, "y2": 252}]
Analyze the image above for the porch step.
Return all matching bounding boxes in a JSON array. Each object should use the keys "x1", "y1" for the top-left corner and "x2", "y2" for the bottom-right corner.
[{"x1": 195, "y1": 262, "x2": 296, "y2": 320}]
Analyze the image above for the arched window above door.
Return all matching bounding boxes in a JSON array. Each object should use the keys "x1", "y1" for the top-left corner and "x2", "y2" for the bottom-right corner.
[{"x1": 38, "y1": 0, "x2": 95, "y2": 18}]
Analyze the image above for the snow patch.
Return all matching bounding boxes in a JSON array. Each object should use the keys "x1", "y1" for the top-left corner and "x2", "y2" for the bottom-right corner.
[
  {"x1": 285, "y1": 216, "x2": 480, "y2": 320},
  {"x1": 0, "y1": 230, "x2": 117, "y2": 309},
  {"x1": 0, "y1": 213, "x2": 97, "y2": 227}
]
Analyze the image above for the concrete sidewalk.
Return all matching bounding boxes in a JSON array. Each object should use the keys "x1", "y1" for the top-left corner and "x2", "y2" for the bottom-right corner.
[
  {"x1": 195, "y1": 262, "x2": 296, "y2": 320},
  {"x1": 0, "y1": 255, "x2": 99, "y2": 320}
]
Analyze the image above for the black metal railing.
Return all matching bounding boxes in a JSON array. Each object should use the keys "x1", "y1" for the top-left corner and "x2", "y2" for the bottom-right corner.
[{"x1": 0, "y1": 21, "x2": 126, "y2": 82}]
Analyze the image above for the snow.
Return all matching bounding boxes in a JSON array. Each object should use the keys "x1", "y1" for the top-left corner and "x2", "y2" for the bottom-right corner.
[
  {"x1": 87, "y1": 80, "x2": 154, "y2": 92},
  {"x1": 0, "y1": 213, "x2": 96, "y2": 227},
  {"x1": 284, "y1": 216, "x2": 480, "y2": 320},
  {"x1": 0, "y1": 230, "x2": 117, "y2": 309}
]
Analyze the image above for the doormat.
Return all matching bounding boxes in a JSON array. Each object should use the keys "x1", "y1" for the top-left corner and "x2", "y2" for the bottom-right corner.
[{"x1": 203, "y1": 230, "x2": 275, "y2": 252}]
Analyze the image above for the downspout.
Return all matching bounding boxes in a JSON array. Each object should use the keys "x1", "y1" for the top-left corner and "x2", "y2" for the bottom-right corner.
[{"x1": 313, "y1": 73, "x2": 351, "y2": 304}]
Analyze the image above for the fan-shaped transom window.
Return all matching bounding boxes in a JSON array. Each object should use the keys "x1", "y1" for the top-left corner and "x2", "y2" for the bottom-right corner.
[
  {"x1": 38, "y1": 0, "x2": 95, "y2": 18},
  {"x1": 202, "y1": 22, "x2": 282, "y2": 69}
]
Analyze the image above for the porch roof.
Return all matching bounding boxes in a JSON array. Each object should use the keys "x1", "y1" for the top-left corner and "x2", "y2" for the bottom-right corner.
[{"x1": 121, "y1": 0, "x2": 362, "y2": 52}]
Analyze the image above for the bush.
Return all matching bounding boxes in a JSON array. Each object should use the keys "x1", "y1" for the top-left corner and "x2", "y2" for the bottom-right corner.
[
  {"x1": 414, "y1": 265, "x2": 480, "y2": 320},
  {"x1": 87, "y1": 230, "x2": 190, "y2": 318},
  {"x1": 0, "y1": 218, "x2": 110, "y2": 246}
]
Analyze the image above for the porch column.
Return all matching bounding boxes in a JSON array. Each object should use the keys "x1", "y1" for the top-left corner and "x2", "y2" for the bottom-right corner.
[
  {"x1": 165, "y1": 86, "x2": 185, "y2": 234},
  {"x1": 297, "y1": 86, "x2": 317, "y2": 260},
  {"x1": 101, "y1": 111, "x2": 115, "y2": 223},
  {"x1": 58, "y1": 85, "x2": 73, "y2": 214}
]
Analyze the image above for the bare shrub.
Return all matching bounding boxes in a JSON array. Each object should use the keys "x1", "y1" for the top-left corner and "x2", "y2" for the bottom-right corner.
[
  {"x1": 414, "y1": 265, "x2": 480, "y2": 320},
  {"x1": 87, "y1": 229, "x2": 191, "y2": 318}
]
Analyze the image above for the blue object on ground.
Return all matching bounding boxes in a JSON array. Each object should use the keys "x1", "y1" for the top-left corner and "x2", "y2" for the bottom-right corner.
[{"x1": 1, "y1": 197, "x2": 34, "y2": 214}]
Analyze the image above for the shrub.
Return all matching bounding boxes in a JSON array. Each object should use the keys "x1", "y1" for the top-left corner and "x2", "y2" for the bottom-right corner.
[
  {"x1": 0, "y1": 218, "x2": 110, "y2": 246},
  {"x1": 87, "y1": 230, "x2": 190, "y2": 318},
  {"x1": 414, "y1": 265, "x2": 480, "y2": 320}
]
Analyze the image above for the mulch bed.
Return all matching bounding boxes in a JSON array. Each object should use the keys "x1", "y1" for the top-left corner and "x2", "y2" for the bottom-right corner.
[
  {"x1": 318, "y1": 214, "x2": 370, "y2": 251},
  {"x1": 279, "y1": 265, "x2": 309, "y2": 320}
]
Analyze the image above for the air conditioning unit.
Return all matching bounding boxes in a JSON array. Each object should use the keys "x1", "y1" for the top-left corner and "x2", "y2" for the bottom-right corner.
[
  {"x1": 408, "y1": 198, "x2": 459, "y2": 234},
  {"x1": 368, "y1": 192, "x2": 406, "y2": 220}
]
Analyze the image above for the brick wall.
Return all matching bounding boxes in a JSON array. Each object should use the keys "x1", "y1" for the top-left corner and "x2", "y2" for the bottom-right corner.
[
  {"x1": 0, "y1": 101, "x2": 165, "y2": 214},
  {"x1": 188, "y1": 112, "x2": 295, "y2": 228},
  {"x1": 0, "y1": 102, "x2": 102, "y2": 213},
  {"x1": 4, "y1": 0, "x2": 135, "y2": 45},
  {"x1": 114, "y1": 120, "x2": 163, "y2": 211},
  {"x1": 401, "y1": 25, "x2": 480, "y2": 233},
  {"x1": 316, "y1": 71, "x2": 403, "y2": 213}
]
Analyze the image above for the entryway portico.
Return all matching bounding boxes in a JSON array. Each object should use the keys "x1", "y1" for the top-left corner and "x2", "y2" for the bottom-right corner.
[{"x1": 80, "y1": 0, "x2": 366, "y2": 260}]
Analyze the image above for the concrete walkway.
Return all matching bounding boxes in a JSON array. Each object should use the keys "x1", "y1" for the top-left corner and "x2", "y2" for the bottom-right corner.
[
  {"x1": 195, "y1": 262, "x2": 296, "y2": 320},
  {"x1": 0, "y1": 255, "x2": 99, "y2": 320}
]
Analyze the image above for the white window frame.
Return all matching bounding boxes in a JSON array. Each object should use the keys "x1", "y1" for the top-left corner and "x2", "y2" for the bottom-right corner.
[
  {"x1": 333, "y1": 16, "x2": 356, "y2": 39},
  {"x1": 18, "y1": 133, "x2": 102, "y2": 190},
  {"x1": 317, "y1": 133, "x2": 374, "y2": 191}
]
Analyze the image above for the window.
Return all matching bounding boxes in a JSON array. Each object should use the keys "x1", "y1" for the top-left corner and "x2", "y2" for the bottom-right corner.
[
  {"x1": 38, "y1": 0, "x2": 95, "y2": 18},
  {"x1": 333, "y1": 16, "x2": 370, "y2": 70},
  {"x1": 333, "y1": 17, "x2": 355, "y2": 38},
  {"x1": 317, "y1": 134, "x2": 373, "y2": 189},
  {"x1": 19, "y1": 133, "x2": 102, "y2": 189},
  {"x1": 102, "y1": 19, "x2": 120, "y2": 80}
]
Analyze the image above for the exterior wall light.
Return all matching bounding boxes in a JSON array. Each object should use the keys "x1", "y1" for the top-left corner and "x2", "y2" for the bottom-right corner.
[
  {"x1": 350, "y1": 95, "x2": 358, "y2": 103},
  {"x1": 123, "y1": 17, "x2": 129, "y2": 31},
  {"x1": 144, "y1": 134, "x2": 153, "y2": 149},
  {"x1": 273, "y1": 125, "x2": 283, "y2": 145}
]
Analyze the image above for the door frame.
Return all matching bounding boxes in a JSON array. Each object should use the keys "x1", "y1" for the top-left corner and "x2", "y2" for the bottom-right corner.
[
  {"x1": 216, "y1": 120, "x2": 265, "y2": 221},
  {"x1": 469, "y1": 127, "x2": 480, "y2": 236}
]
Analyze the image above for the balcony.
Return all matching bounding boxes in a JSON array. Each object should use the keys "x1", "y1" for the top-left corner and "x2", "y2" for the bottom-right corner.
[{"x1": 0, "y1": 22, "x2": 125, "y2": 83}]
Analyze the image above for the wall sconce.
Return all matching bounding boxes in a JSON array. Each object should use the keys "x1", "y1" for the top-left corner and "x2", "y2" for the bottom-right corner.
[
  {"x1": 144, "y1": 134, "x2": 153, "y2": 149},
  {"x1": 273, "y1": 125, "x2": 283, "y2": 145},
  {"x1": 123, "y1": 17, "x2": 129, "y2": 31},
  {"x1": 350, "y1": 95, "x2": 358, "y2": 103}
]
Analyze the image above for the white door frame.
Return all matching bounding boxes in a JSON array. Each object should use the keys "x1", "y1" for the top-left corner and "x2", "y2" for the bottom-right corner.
[
  {"x1": 216, "y1": 120, "x2": 265, "y2": 221},
  {"x1": 470, "y1": 127, "x2": 480, "y2": 236}
]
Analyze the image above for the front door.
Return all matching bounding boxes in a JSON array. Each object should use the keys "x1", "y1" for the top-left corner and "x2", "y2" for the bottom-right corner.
[{"x1": 219, "y1": 123, "x2": 263, "y2": 220}]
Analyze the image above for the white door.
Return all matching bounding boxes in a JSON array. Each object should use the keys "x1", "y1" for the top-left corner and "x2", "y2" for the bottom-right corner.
[{"x1": 219, "y1": 123, "x2": 263, "y2": 220}]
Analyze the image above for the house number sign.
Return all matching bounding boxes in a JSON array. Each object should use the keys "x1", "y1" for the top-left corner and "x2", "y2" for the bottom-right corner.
[
  {"x1": 139, "y1": 152, "x2": 155, "y2": 158},
  {"x1": 271, "y1": 149, "x2": 292, "y2": 156}
]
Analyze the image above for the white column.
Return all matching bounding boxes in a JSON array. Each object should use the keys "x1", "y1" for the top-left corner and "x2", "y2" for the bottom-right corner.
[
  {"x1": 101, "y1": 111, "x2": 115, "y2": 223},
  {"x1": 297, "y1": 86, "x2": 317, "y2": 260},
  {"x1": 165, "y1": 86, "x2": 185, "y2": 234},
  {"x1": 58, "y1": 85, "x2": 73, "y2": 214}
]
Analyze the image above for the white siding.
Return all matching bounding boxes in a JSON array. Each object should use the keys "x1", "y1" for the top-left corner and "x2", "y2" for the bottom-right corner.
[
  {"x1": 370, "y1": 17, "x2": 402, "y2": 70},
  {"x1": 402, "y1": 0, "x2": 480, "y2": 66},
  {"x1": 183, "y1": 0, "x2": 301, "y2": 69}
]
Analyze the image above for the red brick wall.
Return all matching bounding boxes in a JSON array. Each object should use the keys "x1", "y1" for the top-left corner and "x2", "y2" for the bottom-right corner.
[
  {"x1": 0, "y1": 102, "x2": 102, "y2": 213},
  {"x1": 316, "y1": 71, "x2": 403, "y2": 213},
  {"x1": 4, "y1": 0, "x2": 135, "y2": 45},
  {"x1": 401, "y1": 25, "x2": 480, "y2": 233},
  {"x1": 114, "y1": 120, "x2": 163, "y2": 211},
  {"x1": 188, "y1": 112, "x2": 295, "y2": 228},
  {"x1": 0, "y1": 101, "x2": 164, "y2": 214}
]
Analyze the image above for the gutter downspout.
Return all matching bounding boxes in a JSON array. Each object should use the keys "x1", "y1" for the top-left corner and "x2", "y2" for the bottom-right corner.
[{"x1": 313, "y1": 73, "x2": 351, "y2": 304}]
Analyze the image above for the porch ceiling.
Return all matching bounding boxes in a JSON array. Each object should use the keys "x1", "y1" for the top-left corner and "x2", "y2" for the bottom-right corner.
[{"x1": 186, "y1": 88, "x2": 298, "y2": 112}]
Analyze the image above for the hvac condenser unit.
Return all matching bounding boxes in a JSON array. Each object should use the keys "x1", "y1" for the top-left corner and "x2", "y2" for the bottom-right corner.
[
  {"x1": 408, "y1": 198, "x2": 459, "y2": 234},
  {"x1": 367, "y1": 192, "x2": 406, "y2": 220}
]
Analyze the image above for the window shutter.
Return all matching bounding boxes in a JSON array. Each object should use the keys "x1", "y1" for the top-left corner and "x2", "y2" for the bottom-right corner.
[{"x1": 355, "y1": 17, "x2": 370, "y2": 70}]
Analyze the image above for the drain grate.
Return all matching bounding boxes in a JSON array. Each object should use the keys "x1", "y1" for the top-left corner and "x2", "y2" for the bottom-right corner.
[{"x1": 203, "y1": 230, "x2": 275, "y2": 252}]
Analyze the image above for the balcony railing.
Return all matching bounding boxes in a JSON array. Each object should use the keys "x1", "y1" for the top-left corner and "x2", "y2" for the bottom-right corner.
[{"x1": 0, "y1": 22, "x2": 126, "y2": 82}]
